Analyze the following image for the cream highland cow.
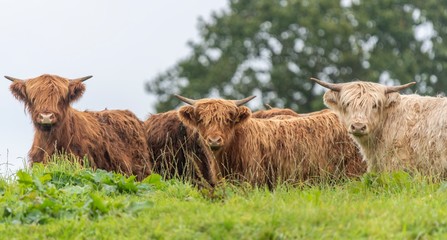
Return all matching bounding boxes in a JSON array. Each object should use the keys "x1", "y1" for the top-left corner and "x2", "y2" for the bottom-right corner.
[{"x1": 312, "y1": 77, "x2": 447, "y2": 177}]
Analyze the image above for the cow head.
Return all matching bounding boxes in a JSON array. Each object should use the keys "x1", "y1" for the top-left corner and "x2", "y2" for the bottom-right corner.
[
  {"x1": 311, "y1": 78, "x2": 415, "y2": 139},
  {"x1": 176, "y1": 95, "x2": 255, "y2": 152},
  {"x1": 6, "y1": 74, "x2": 92, "y2": 132}
]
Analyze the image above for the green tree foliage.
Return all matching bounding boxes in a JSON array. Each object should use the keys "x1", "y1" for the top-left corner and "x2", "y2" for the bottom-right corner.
[{"x1": 146, "y1": 0, "x2": 447, "y2": 113}]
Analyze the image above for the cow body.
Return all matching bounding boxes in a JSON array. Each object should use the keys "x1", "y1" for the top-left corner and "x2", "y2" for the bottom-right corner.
[
  {"x1": 364, "y1": 95, "x2": 447, "y2": 174},
  {"x1": 176, "y1": 97, "x2": 365, "y2": 187},
  {"x1": 312, "y1": 78, "x2": 447, "y2": 176},
  {"x1": 7, "y1": 74, "x2": 151, "y2": 179}
]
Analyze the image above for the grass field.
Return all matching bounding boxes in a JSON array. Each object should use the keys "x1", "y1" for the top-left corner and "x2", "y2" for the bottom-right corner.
[{"x1": 1, "y1": 158, "x2": 447, "y2": 239}]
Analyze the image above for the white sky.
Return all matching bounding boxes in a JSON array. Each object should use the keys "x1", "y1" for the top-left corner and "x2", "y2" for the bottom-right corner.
[{"x1": 0, "y1": 0, "x2": 227, "y2": 174}]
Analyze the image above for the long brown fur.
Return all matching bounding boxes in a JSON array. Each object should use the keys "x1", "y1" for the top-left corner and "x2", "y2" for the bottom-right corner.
[
  {"x1": 252, "y1": 107, "x2": 334, "y2": 119},
  {"x1": 319, "y1": 80, "x2": 447, "y2": 176},
  {"x1": 177, "y1": 98, "x2": 366, "y2": 187},
  {"x1": 9, "y1": 74, "x2": 151, "y2": 180},
  {"x1": 252, "y1": 108, "x2": 299, "y2": 118}
]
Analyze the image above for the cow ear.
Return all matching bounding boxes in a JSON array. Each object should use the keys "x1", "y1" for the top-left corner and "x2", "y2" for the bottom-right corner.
[
  {"x1": 235, "y1": 106, "x2": 252, "y2": 124},
  {"x1": 323, "y1": 90, "x2": 340, "y2": 110},
  {"x1": 68, "y1": 81, "x2": 86, "y2": 103},
  {"x1": 385, "y1": 92, "x2": 401, "y2": 108},
  {"x1": 178, "y1": 106, "x2": 197, "y2": 127},
  {"x1": 10, "y1": 80, "x2": 27, "y2": 102}
]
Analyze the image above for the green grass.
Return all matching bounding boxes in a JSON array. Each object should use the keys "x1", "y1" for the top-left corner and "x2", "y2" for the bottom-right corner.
[{"x1": 1, "y1": 158, "x2": 447, "y2": 239}]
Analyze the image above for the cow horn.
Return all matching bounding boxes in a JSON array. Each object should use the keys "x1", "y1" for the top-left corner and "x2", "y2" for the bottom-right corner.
[
  {"x1": 71, "y1": 75, "x2": 93, "y2": 82},
  {"x1": 310, "y1": 77, "x2": 342, "y2": 92},
  {"x1": 175, "y1": 94, "x2": 197, "y2": 105},
  {"x1": 233, "y1": 96, "x2": 256, "y2": 106},
  {"x1": 385, "y1": 82, "x2": 416, "y2": 93},
  {"x1": 264, "y1": 103, "x2": 273, "y2": 109},
  {"x1": 4, "y1": 76, "x2": 22, "y2": 82}
]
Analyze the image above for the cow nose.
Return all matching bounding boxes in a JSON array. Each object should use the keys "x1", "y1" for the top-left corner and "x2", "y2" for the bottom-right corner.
[
  {"x1": 207, "y1": 136, "x2": 223, "y2": 149},
  {"x1": 350, "y1": 123, "x2": 367, "y2": 135},
  {"x1": 39, "y1": 113, "x2": 55, "y2": 124}
]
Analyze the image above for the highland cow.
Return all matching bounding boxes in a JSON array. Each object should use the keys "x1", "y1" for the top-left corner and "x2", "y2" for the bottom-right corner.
[
  {"x1": 6, "y1": 74, "x2": 151, "y2": 179},
  {"x1": 311, "y1": 77, "x2": 447, "y2": 176},
  {"x1": 145, "y1": 106, "x2": 302, "y2": 186},
  {"x1": 175, "y1": 95, "x2": 365, "y2": 187},
  {"x1": 145, "y1": 110, "x2": 217, "y2": 186}
]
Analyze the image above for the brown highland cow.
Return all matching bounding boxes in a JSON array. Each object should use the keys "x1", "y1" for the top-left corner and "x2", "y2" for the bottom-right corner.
[
  {"x1": 145, "y1": 105, "x2": 302, "y2": 186},
  {"x1": 6, "y1": 74, "x2": 151, "y2": 180},
  {"x1": 145, "y1": 110, "x2": 217, "y2": 186}
]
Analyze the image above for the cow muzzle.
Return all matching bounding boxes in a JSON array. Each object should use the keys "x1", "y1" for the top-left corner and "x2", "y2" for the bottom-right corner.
[
  {"x1": 206, "y1": 136, "x2": 223, "y2": 151},
  {"x1": 349, "y1": 122, "x2": 368, "y2": 137},
  {"x1": 37, "y1": 113, "x2": 57, "y2": 131}
]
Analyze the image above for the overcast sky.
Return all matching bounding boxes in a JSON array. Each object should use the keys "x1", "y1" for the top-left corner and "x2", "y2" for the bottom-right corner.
[{"x1": 0, "y1": 0, "x2": 227, "y2": 174}]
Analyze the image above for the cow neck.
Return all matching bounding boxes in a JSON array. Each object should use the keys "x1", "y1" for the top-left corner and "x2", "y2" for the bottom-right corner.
[
  {"x1": 203, "y1": 143, "x2": 225, "y2": 175},
  {"x1": 212, "y1": 150, "x2": 230, "y2": 178},
  {"x1": 351, "y1": 118, "x2": 386, "y2": 172},
  {"x1": 223, "y1": 120, "x2": 251, "y2": 175},
  {"x1": 203, "y1": 129, "x2": 242, "y2": 178},
  {"x1": 353, "y1": 128, "x2": 382, "y2": 153}
]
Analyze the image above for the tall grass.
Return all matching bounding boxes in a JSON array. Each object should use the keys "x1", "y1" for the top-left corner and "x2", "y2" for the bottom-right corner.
[{"x1": 1, "y1": 156, "x2": 447, "y2": 239}]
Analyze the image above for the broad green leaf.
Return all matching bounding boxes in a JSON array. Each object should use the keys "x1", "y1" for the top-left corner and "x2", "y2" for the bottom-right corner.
[
  {"x1": 16, "y1": 170, "x2": 33, "y2": 186},
  {"x1": 89, "y1": 193, "x2": 109, "y2": 214}
]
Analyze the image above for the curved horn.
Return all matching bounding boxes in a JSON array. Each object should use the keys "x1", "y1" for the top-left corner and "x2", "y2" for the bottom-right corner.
[
  {"x1": 4, "y1": 76, "x2": 23, "y2": 82},
  {"x1": 385, "y1": 82, "x2": 416, "y2": 93},
  {"x1": 233, "y1": 96, "x2": 256, "y2": 106},
  {"x1": 174, "y1": 94, "x2": 197, "y2": 105},
  {"x1": 72, "y1": 75, "x2": 93, "y2": 82},
  {"x1": 263, "y1": 103, "x2": 273, "y2": 109},
  {"x1": 310, "y1": 77, "x2": 342, "y2": 92}
]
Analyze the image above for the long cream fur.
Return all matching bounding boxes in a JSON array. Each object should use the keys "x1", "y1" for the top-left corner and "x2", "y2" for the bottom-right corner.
[{"x1": 322, "y1": 80, "x2": 447, "y2": 176}]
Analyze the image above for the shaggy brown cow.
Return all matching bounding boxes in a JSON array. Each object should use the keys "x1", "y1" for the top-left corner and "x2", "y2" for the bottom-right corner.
[
  {"x1": 6, "y1": 74, "x2": 151, "y2": 179},
  {"x1": 311, "y1": 78, "x2": 447, "y2": 175},
  {"x1": 144, "y1": 110, "x2": 217, "y2": 186},
  {"x1": 175, "y1": 95, "x2": 365, "y2": 187},
  {"x1": 144, "y1": 106, "x2": 302, "y2": 186}
]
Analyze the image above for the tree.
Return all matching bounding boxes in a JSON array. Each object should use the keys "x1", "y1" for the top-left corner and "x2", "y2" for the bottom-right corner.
[{"x1": 146, "y1": 0, "x2": 447, "y2": 113}]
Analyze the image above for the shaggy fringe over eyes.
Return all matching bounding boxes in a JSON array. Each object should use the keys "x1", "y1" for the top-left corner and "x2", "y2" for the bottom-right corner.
[
  {"x1": 339, "y1": 82, "x2": 386, "y2": 112},
  {"x1": 195, "y1": 99, "x2": 248, "y2": 126},
  {"x1": 25, "y1": 75, "x2": 70, "y2": 111}
]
